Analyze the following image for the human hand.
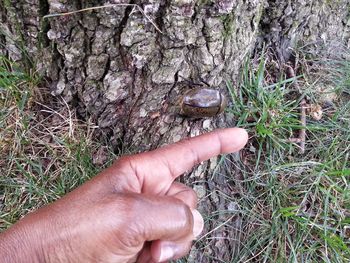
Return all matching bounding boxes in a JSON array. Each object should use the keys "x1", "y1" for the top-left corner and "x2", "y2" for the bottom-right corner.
[{"x1": 0, "y1": 128, "x2": 248, "y2": 263}]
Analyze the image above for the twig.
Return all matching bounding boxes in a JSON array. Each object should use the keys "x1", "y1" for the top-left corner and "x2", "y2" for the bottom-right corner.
[
  {"x1": 289, "y1": 138, "x2": 302, "y2": 143},
  {"x1": 43, "y1": 4, "x2": 163, "y2": 34},
  {"x1": 285, "y1": 64, "x2": 307, "y2": 154},
  {"x1": 60, "y1": 96, "x2": 74, "y2": 139},
  {"x1": 196, "y1": 216, "x2": 234, "y2": 242},
  {"x1": 299, "y1": 99, "x2": 307, "y2": 154}
]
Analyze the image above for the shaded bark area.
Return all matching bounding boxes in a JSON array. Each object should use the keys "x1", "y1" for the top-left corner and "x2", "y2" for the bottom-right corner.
[
  {"x1": 1, "y1": 0, "x2": 350, "y2": 262},
  {"x1": 38, "y1": 0, "x2": 264, "y2": 154},
  {"x1": 261, "y1": 0, "x2": 350, "y2": 62},
  {"x1": 2, "y1": 0, "x2": 349, "y2": 151},
  {"x1": 0, "y1": 0, "x2": 47, "y2": 67}
]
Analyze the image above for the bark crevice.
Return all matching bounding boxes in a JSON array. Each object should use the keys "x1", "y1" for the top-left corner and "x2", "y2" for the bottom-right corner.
[{"x1": 38, "y1": 0, "x2": 50, "y2": 48}]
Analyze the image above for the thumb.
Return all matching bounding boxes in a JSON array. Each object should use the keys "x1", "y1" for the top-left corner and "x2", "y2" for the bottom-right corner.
[
  {"x1": 127, "y1": 194, "x2": 204, "y2": 262},
  {"x1": 129, "y1": 194, "x2": 195, "y2": 243}
]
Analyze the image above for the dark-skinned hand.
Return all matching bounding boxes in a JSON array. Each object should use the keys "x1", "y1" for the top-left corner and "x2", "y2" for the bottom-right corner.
[{"x1": 0, "y1": 128, "x2": 248, "y2": 263}]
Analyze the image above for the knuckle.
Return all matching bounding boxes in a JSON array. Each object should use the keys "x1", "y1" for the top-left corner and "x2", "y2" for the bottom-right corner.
[
  {"x1": 179, "y1": 190, "x2": 198, "y2": 209},
  {"x1": 114, "y1": 156, "x2": 133, "y2": 169},
  {"x1": 108, "y1": 193, "x2": 140, "y2": 219},
  {"x1": 170, "y1": 183, "x2": 198, "y2": 209}
]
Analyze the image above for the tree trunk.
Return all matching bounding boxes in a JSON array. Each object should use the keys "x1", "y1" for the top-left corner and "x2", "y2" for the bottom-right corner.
[{"x1": 1, "y1": 0, "x2": 350, "y2": 261}]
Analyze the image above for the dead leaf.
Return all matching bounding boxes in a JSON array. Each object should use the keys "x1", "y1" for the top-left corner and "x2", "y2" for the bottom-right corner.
[{"x1": 308, "y1": 104, "x2": 323, "y2": 121}]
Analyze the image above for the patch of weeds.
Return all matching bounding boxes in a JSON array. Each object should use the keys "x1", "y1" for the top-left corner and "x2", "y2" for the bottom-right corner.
[
  {"x1": 227, "y1": 54, "x2": 302, "y2": 164},
  {"x1": 226, "y1": 52, "x2": 350, "y2": 262},
  {"x1": 0, "y1": 57, "x2": 116, "y2": 230},
  {"x1": 0, "y1": 56, "x2": 39, "y2": 155},
  {"x1": 0, "y1": 56, "x2": 36, "y2": 106}
]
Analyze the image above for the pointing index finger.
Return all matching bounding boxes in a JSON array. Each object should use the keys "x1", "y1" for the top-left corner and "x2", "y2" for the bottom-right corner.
[
  {"x1": 124, "y1": 128, "x2": 248, "y2": 194},
  {"x1": 117, "y1": 128, "x2": 248, "y2": 194},
  {"x1": 152, "y1": 128, "x2": 248, "y2": 177}
]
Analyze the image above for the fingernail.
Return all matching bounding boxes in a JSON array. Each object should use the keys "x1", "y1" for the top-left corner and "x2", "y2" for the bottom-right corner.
[
  {"x1": 192, "y1": 209, "x2": 204, "y2": 238},
  {"x1": 159, "y1": 245, "x2": 175, "y2": 262}
]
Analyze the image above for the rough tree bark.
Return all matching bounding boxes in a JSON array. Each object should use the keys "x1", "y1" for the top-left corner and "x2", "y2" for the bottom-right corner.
[{"x1": 1, "y1": 0, "x2": 350, "y2": 262}]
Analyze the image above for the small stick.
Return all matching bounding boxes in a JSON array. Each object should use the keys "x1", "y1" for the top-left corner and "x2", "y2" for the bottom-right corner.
[
  {"x1": 285, "y1": 64, "x2": 307, "y2": 154},
  {"x1": 299, "y1": 99, "x2": 307, "y2": 154},
  {"x1": 289, "y1": 138, "x2": 302, "y2": 143},
  {"x1": 288, "y1": 99, "x2": 307, "y2": 153},
  {"x1": 43, "y1": 4, "x2": 163, "y2": 34}
]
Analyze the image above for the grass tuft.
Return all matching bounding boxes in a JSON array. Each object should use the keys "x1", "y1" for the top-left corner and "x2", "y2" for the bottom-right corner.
[
  {"x1": 224, "y1": 51, "x2": 350, "y2": 262},
  {"x1": 227, "y1": 54, "x2": 303, "y2": 166},
  {"x1": 0, "y1": 57, "x2": 115, "y2": 230}
]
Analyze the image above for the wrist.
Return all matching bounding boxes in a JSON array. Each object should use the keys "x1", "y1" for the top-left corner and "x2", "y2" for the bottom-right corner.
[
  {"x1": 0, "y1": 221, "x2": 43, "y2": 263},
  {"x1": 0, "y1": 207, "x2": 66, "y2": 263}
]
